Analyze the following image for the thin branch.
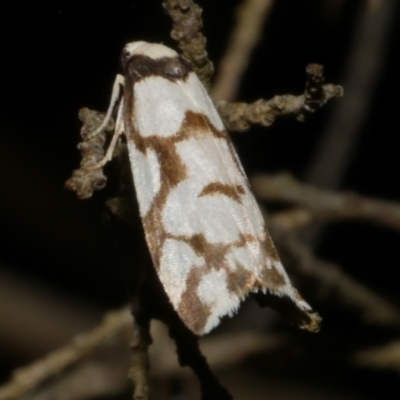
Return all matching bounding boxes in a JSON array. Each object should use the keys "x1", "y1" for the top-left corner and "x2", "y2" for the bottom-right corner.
[
  {"x1": 216, "y1": 69, "x2": 343, "y2": 132},
  {"x1": 211, "y1": 0, "x2": 275, "y2": 101},
  {"x1": 162, "y1": 0, "x2": 214, "y2": 89},
  {"x1": 252, "y1": 172, "x2": 400, "y2": 233}
]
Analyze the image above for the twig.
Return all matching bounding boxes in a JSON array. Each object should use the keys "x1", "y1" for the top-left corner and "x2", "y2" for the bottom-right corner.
[
  {"x1": 252, "y1": 172, "x2": 400, "y2": 233},
  {"x1": 268, "y1": 223, "x2": 400, "y2": 329},
  {"x1": 162, "y1": 0, "x2": 214, "y2": 89},
  {"x1": 1, "y1": 310, "x2": 280, "y2": 400},
  {"x1": 65, "y1": 108, "x2": 114, "y2": 199},
  {"x1": 0, "y1": 307, "x2": 132, "y2": 400},
  {"x1": 128, "y1": 300, "x2": 152, "y2": 400},
  {"x1": 216, "y1": 71, "x2": 343, "y2": 132},
  {"x1": 136, "y1": 266, "x2": 234, "y2": 400},
  {"x1": 150, "y1": 325, "x2": 284, "y2": 377},
  {"x1": 211, "y1": 0, "x2": 275, "y2": 101}
]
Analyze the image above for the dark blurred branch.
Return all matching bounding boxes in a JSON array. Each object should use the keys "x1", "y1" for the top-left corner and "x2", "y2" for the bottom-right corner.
[
  {"x1": 211, "y1": 0, "x2": 275, "y2": 101},
  {"x1": 0, "y1": 305, "x2": 279, "y2": 400},
  {"x1": 28, "y1": 349, "x2": 131, "y2": 400},
  {"x1": 128, "y1": 305, "x2": 152, "y2": 400},
  {"x1": 252, "y1": 172, "x2": 400, "y2": 233},
  {"x1": 304, "y1": 0, "x2": 396, "y2": 189},
  {"x1": 0, "y1": 308, "x2": 132, "y2": 400},
  {"x1": 269, "y1": 208, "x2": 314, "y2": 232},
  {"x1": 301, "y1": 0, "x2": 396, "y2": 246},
  {"x1": 354, "y1": 340, "x2": 400, "y2": 373},
  {"x1": 0, "y1": 268, "x2": 101, "y2": 359},
  {"x1": 269, "y1": 223, "x2": 400, "y2": 329},
  {"x1": 150, "y1": 328, "x2": 283, "y2": 377}
]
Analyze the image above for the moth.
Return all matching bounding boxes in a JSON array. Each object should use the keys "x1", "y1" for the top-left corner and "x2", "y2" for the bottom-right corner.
[{"x1": 87, "y1": 41, "x2": 319, "y2": 335}]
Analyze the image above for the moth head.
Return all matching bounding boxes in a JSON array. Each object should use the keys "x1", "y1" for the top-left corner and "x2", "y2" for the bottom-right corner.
[
  {"x1": 122, "y1": 41, "x2": 178, "y2": 61},
  {"x1": 120, "y1": 41, "x2": 191, "y2": 80}
]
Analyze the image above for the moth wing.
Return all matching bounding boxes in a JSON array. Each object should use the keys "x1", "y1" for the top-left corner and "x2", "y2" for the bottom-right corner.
[{"x1": 125, "y1": 71, "x2": 317, "y2": 335}]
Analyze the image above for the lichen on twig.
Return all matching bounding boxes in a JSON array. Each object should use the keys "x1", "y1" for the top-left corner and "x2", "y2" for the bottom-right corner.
[
  {"x1": 216, "y1": 65, "x2": 343, "y2": 132},
  {"x1": 64, "y1": 108, "x2": 114, "y2": 199},
  {"x1": 162, "y1": 0, "x2": 214, "y2": 89}
]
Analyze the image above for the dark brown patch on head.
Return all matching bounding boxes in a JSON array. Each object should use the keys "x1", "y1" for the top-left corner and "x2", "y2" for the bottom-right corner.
[
  {"x1": 199, "y1": 182, "x2": 245, "y2": 203},
  {"x1": 122, "y1": 54, "x2": 192, "y2": 83},
  {"x1": 178, "y1": 266, "x2": 212, "y2": 335}
]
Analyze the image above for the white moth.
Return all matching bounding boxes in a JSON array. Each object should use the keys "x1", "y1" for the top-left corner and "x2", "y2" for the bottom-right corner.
[{"x1": 91, "y1": 41, "x2": 319, "y2": 335}]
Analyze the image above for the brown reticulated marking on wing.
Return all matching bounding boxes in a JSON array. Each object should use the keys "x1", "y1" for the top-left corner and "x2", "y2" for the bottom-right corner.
[
  {"x1": 122, "y1": 106, "x2": 190, "y2": 264},
  {"x1": 176, "y1": 233, "x2": 231, "y2": 271},
  {"x1": 180, "y1": 110, "x2": 227, "y2": 140},
  {"x1": 263, "y1": 234, "x2": 281, "y2": 264},
  {"x1": 225, "y1": 261, "x2": 259, "y2": 298},
  {"x1": 224, "y1": 233, "x2": 263, "y2": 297},
  {"x1": 180, "y1": 110, "x2": 248, "y2": 186},
  {"x1": 139, "y1": 136, "x2": 188, "y2": 266},
  {"x1": 122, "y1": 54, "x2": 192, "y2": 83},
  {"x1": 257, "y1": 234, "x2": 287, "y2": 288},
  {"x1": 178, "y1": 97, "x2": 246, "y2": 178},
  {"x1": 178, "y1": 232, "x2": 262, "y2": 298},
  {"x1": 177, "y1": 266, "x2": 212, "y2": 335},
  {"x1": 260, "y1": 262, "x2": 286, "y2": 289},
  {"x1": 199, "y1": 182, "x2": 245, "y2": 204}
]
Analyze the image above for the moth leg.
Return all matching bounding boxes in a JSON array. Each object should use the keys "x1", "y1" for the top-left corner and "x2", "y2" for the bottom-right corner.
[
  {"x1": 87, "y1": 74, "x2": 125, "y2": 140},
  {"x1": 88, "y1": 97, "x2": 125, "y2": 170}
]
